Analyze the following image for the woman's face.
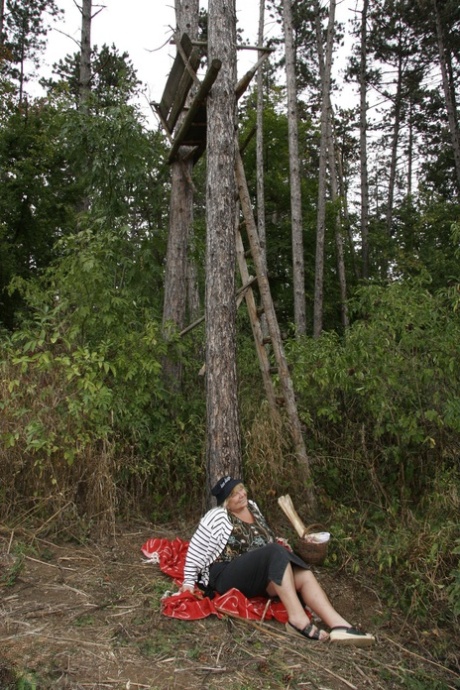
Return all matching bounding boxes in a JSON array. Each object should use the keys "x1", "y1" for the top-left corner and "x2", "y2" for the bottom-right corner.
[{"x1": 226, "y1": 483, "x2": 248, "y2": 512}]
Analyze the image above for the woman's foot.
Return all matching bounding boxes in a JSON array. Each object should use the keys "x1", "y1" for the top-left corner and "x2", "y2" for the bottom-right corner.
[
  {"x1": 329, "y1": 626, "x2": 375, "y2": 646},
  {"x1": 286, "y1": 621, "x2": 329, "y2": 642}
]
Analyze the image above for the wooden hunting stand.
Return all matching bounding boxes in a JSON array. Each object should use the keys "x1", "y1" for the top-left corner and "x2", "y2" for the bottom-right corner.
[{"x1": 153, "y1": 33, "x2": 314, "y2": 495}]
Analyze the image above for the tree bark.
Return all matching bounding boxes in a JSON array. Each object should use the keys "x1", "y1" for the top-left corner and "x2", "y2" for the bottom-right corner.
[
  {"x1": 205, "y1": 0, "x2": 241, "y2": 497},
  {"x1": 283, "y1": 0, "x2": 307, "y2": 336},
  {"x1": 326, "y1": 112, "x2": 349, "y2": 329},
  {"x1": 256, "y1": 0, "x2": 267, "y2": 272},
  {"x1": 385, "y1": 50, "x2": 403, "y2": 254},
  {"x1": 79, "y1": 0, "x2": 92, "y2": 111},
  {"x1": 0, "y1": 0, "x2": 4, "y2": 42},
  {"x1": 359, "y1": 0, "x2": 370, "y2": 279},
  {"x1": 313, "y1": 0, "x2": 347, "y2": 329},
  {"x1": 433, "y1": 0, "x2": 460, "y2": 197},
  {"x1": 313, "y1": 0, "x2": 335, "y2": 338},
  {"x1": 162, "y1": 1, "x2": 200, "y2": 386},
  {"x1": 256, "y1": 0, "x2": 268, "y2": 336}
]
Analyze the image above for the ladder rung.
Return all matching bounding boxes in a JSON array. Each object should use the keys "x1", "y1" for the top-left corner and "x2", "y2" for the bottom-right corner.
[{"x1": 269, "y1": 363, "x2": 292, "y2": 374}]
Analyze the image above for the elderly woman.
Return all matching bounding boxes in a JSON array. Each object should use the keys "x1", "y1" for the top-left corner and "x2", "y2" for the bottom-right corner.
[{"x1": 180, "y1": 476, "x2": 375, "y2": 646}]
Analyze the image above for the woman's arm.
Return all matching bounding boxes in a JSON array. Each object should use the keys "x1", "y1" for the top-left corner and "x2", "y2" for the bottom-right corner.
[
  {"x1": 182, "y1": 518, "x2": 213, "y2": 588},
  {"x1": 181, "y1": 508, "x2": 232, "y2": 590}
]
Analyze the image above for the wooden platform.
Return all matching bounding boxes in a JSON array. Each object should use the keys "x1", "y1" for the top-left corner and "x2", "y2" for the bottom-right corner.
[{"x1": 152, "y1": 33, "x2": 221, "y2": 163}]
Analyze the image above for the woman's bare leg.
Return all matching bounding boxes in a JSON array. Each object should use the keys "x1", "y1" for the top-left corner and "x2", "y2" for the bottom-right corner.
[
  {"x1": 266, "y1": 564, "x2": 329, "y2": 639},
  {"x1": 292, "y1": 567, "x2": 351, "y2": 629}
]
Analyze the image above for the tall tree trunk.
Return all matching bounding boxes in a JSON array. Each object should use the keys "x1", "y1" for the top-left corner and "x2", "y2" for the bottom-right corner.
[
  {"x1": 283, "y1": 0, "x2": 306, "y2": 336},
  {"x1": 18, "y1": 12, "x2": 26, "y2": 104},
  {"x1": 336, "y1": 138, "x2": 360, "y2": 281},
  {"x1": 313, "y1": 0, "x2": 335, "y2": 338},
  {"x1": 76, "y1": 0, "x2": 92, "y2": 215},
  {"x1": 163, "y1": 161, "x2": 190, "y2": 339},
  {"x1": 433, "y1": 0, "x2": 460, "y2": 197},
  {"x1": 315, "y1": 0, "x2": 348, "y2": 330},
  {"x1": 256, "y1": 0, "x2": 267, "y2": 272},
  {"x1": 359, "y1": 0, "x2": 370, "y2": 279},
  {"x1": 385, "y1": 51, "x2": 403, "y2": 248},
  {"x1": 205, "y1": 0, "x2": 241, "y2": 498},
  {"x1": 79, "y1": 0, "x2": 92, "y2": 111},
  {"x1": 256, "y1": 0, "x2": 268, "y2": 336},
  {"x1": 407, "y1": 102, "x2": 413, "y2": 198},
  {"x1": 162, "y1": 0, "x2": 200, "y2": 386},
  {"x1": 328, "y1": 116, "x2": 349, "y2": 329},
  {"x1": 0, "y1": 0, "x2": 4, "y2": 40}
]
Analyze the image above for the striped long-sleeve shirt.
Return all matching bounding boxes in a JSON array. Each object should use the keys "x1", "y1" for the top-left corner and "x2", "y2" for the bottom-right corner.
[{"x1": 182, "y1": 500, "x2": 262, "y2": 587}]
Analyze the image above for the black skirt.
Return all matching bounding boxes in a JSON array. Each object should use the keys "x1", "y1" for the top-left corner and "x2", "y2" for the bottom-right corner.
[{"x1": 208, "y1": 542, "x2": 310, "y2": 599}]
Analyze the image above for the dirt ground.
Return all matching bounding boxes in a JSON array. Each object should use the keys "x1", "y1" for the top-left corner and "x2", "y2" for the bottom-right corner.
[{"x1": 1, "y1": 521, "x2": 459, "y2": 690}]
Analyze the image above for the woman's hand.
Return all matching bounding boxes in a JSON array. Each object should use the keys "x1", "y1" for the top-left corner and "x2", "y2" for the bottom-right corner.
[{"x1": 179, "y1": 583, "x2": 195, "y2": 594}]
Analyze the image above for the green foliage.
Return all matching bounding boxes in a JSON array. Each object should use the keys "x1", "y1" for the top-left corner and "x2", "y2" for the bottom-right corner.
[
  {"x1": 287, "y1": 277, "x2": 460, "y2": 505},
  {"x1": 0, "y1": 214, "x2": 207, "y2": 525},
  {"x1": 282, "y1": 277, "x2": 460, "y2": 627},
  {"x1": 326, "y1": 464, "x2": 460, "y2": 627},
  {"x1": 0, "y1": 57, "x2": 169, "y2": 330},
  {"x1": 43, "y1": 43, "x2": 142, "y2": 107},
  {"x1": 1, "y1": 0, "x2": 62, "y2": 100},
  {"x1": 447, "y1": 537, "x2": 460, "y2": 618},
  {"x1": 0, "y1": 100, "x2": 81, "y2": 328},
  {"x1": 0, "y1": 546, "x2": 26, "y2": 587}
]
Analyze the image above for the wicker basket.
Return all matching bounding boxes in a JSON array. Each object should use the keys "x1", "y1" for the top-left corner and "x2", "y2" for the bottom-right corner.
[{"x1": 295, "y1": 526, "x2": 330, "y2": 566}]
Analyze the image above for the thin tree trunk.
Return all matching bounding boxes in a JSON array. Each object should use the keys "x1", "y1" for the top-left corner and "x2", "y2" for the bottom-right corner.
[
  {"x1": 256, "y1": 0, "x2": 267, "y2": 271},
  {"x1": 315, "y1": 0, "x2": 348, "y2": 330},
  {"x1": 359, "y1": 0, "x2": 370, "y2": 279},
  {"x1": 205, "y1": 0, "x2": 241, "y2": 498},
  {"x1": 0, "y1": 0, "x2": 4, "y2": 40},
  {"x1": 283, "y1": 0, "x2": 306, "y2": 336},
  {"x1": 385, "y1": 51, "x2": 403, "y2": 247},
  {"x1": 336, "y1": 144, "x2": 360, "y2": 281},
  {"x1": 76, "y1": 0, "x2": 92, "y2": 215},
  {"x1": 433, "y1": 0, "x2": 460, "y2": 197},
  {"x1": 313, "y1": 0, "x2": 335, "y2": 338},
  {"x1": 256, "y1": 0, "x2": 268, "y2": 336},
  {"x1": 328, "y1": 115, "x2": 349, "y2": 329},
  {"x1": 18, "y1": 12, "x2": 26, "y2": 104},
  {"x1": 79, "y1": 0, "x2": 92, "y2": 110},
  {"x1": 407, "y1": 102, "x2": 413, "y2": 198}
]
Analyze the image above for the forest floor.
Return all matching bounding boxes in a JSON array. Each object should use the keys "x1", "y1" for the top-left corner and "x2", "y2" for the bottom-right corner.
[{"x1": 1, "y1": 520, "x2": 459, "y2": 690}]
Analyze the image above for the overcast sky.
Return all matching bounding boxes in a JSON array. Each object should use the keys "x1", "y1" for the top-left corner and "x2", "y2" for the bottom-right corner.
[
  {"x1": 41, "y1": 1, "x2": 274, "y2": 114},
  {"x1": 39, "y1": 1, "x2": 355, "y2": 124}
]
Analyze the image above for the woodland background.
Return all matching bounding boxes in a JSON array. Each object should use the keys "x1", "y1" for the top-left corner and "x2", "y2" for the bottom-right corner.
[{"x1": 0, "y1": 0, "x2": 459, "y2": 676}]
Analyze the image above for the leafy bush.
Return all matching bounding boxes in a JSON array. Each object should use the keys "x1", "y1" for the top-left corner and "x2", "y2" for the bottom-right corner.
[
  {"x1": 287, "y1": 277, "x2": 460, "y2": 506},
  {"x1": 0, "y1": 222, "x2": 205, "y2": 530},
  {"x1": 284, "y1": 277, "x2": 460, "y2": 628}
]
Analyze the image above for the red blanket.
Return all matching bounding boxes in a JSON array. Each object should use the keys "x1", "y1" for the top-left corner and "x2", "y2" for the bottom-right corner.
[{"x1": 141, "y1": 537, "x2": 290, "y2": 622}]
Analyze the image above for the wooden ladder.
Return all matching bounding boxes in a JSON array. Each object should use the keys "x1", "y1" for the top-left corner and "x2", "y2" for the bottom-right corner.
[{"x1": 234, "y1": 152, "x2": 314, "y2": 489}]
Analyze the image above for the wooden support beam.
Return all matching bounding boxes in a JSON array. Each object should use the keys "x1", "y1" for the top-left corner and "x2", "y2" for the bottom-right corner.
[
  {"x1": 235, "y1": 52, "x2": 271, "y2": 100},
  {"x1": 179, "y1": 276, "x2": 258, "y2": 337},
  {"x1": 189, "y1": 39, "x2": 275, "y2": 53}
]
